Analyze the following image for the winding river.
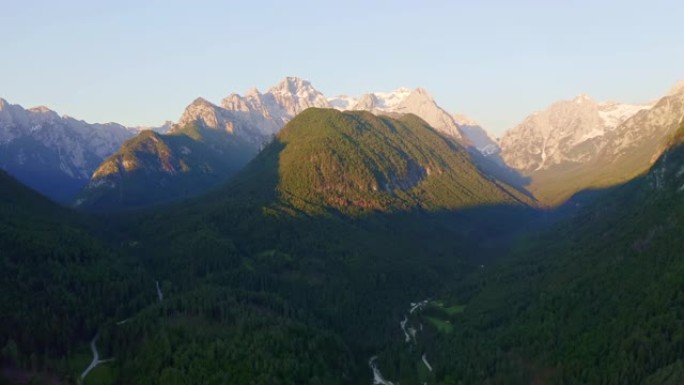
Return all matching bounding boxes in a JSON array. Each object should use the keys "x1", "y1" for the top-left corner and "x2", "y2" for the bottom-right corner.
[{"x1": 369, "y1": 299, "x2": 433, "y2": 384}]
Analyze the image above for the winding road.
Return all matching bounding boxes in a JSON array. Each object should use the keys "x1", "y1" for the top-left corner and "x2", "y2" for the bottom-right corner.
[
  {"x1": 80, "y1": 280, "x2": 160, "y2": 382},
  {"x1": 155, "y1": 280, "x2": 163, "y2": 302},
  {"x1": 80, "y1": 334, "x2": 114, "y2": 381},
  {"x1": 422, "y1": 354, "x2": 433, "y2": 372}
]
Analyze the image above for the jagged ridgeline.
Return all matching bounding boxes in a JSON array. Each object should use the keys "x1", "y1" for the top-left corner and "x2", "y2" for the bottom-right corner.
[{"x1": 237, "y1": 108, "x2": 533, "y2": 215}]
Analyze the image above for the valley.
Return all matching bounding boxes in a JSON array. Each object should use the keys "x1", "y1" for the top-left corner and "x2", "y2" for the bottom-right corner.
[
  {"x1": 4, "y1": 2, "x2": 684, "y2": 383},
  {"x1": 1, "y1": 80, "x2": 683, "y2": 385}
]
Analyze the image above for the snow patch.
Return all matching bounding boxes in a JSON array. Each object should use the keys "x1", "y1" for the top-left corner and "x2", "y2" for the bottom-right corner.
[{"x1": 598, "y1": 102, "x2": 652, "y2": 129}]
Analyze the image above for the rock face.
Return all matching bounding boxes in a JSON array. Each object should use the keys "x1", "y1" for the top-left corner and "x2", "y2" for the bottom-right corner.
[
  {"x1": 0, "y1": 98, "x2": 136, "y2": 202},
  {"x1": 498, "y1": 83, "x2": 684, "y2": 204},
  {"x1": 178, "y1": 77, "x2": 330, "y2": 147},
  {"x1": 600, "y1": 85, "x2": 684, "y2": 165},
  {"x1": 179, "y1": 77, "x2": 498, "y2": 153},
  {"x1": 500, "y1": 95, "x2": 653, "y2": 173}
]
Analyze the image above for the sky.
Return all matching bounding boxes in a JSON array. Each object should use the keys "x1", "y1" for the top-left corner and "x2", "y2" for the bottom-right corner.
[{"x1": 1, "y1": 0, "x2": 683, "y2": 135}]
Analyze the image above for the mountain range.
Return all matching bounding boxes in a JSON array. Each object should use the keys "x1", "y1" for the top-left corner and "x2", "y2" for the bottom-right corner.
[
  {"x1": 502, "y1": 84, "x2": 684, "y2": 204},
  {"x1": 74, "y1": 78, "x2": 507, "y2": 209},
  {"x1": 5, "y1": 77, "x2": 684, "y2": 384},
  {"x1": 1, "y1": 77, "x2": 683, "y2": 209},
  {"x1": 0, "y1": 99, "x2": 137, "y2": 202}
]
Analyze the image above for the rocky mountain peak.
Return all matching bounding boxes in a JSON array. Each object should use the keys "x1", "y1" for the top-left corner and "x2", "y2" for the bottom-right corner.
[
  {"x1": 28, "y1": 106, "x2": 54, "y2": 113},
  {"x1": 220, "y1": 93, "x2": 250, "y2": 111},
  {"x1": 573, "y1": 94, "x2": 594, "y2": 104},
  {"x1": 178, "y1": 97, "x2": 222, "y2": 129},
  {"x1": 268, "y1": 76, "x2": 314, "y2": 96},
  {"x1": 668, "y1": 80, "x2": 684, "y2": 96},
  {"x1": 265, "y1": 76, "x2": 329, "y2": 116},
  {"x1": 500, "y1": 91, "x2": 659, "y2": 178},
  {"x1": 352, "y1": 94, "x2": 380, "y2": 111},
  {"x1": 411, "y1": 87, "x2": 434, "y2": 100},
  {"x1": 245, "y1": 87, "x2": 261, "y2": 97},
  {"x1": 28, "y1": 106, "x2": 60, "y2": 121},
  {"x1": 190, "y1": 97, "x2": 214, "y2": 107}
]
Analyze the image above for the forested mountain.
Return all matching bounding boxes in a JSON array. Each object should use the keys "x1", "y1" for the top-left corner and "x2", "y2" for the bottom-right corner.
[
  {"x1": 4, "y1": 84, "x2": 684, "y2": 385},
  {"x1": 367, "y1": 121, "x2": 684, "y2": 384},
  {"x1": 74, "y1": 122, "x2": 256, "y2": 210},
  {"x1": 0, "y1": 107, "x2": 542, "y2": 384},
  {"x1": 73, "y1": 78, "x2": 334, "y2": 210},
  {"x1": 247, "y1": 108, "x2": 532, "y2": 214},
  {"x1": 0, "y1": 169, "x2": 147, "y2": 384}
]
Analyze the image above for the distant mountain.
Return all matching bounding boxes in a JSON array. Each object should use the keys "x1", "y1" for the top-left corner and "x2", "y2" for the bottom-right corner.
[
  {"x1": 400, "y1": 118, "x2": 684, "y2": 384},
  {"x1": 330, "y1": 87, "x2": 506, "y2": 164},
  {"x1": 75, "y1": 77, "x2": 331, "y2": 210},
  {"x1": 182, "y1": 77, "x2": 330, "y2": 147},
  {"x1": 74, "y1": 121, "x2": 256, "y2": 210},
  {"x1": 329, "y1": 88, "x2": 500, "y2": 149},
  {"x1": 230, "y1": 108, "x2": 533, "y2": 215},
  {"x1": 500, "y1": 94, "x2": 653, "y2": 172},
  {"x1": 499, "y1": 92, "x2": 665, "y2": 204},
  {"x1": 78, "y1": 77, "x2": 507, "y2": 210},
  {"x1": 0, "y1": 98, "x2": 136, "y2": 202},
  {"x1": 130, "y1": 120, "x2": 175, "y2": 134},
  {"x1": 455, "y1": 115, "x2": 500, "y2": 156}
]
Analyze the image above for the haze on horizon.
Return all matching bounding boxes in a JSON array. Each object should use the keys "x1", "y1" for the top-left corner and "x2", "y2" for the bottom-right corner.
[{"x1": 1, "y1": 0, "x2": 683, "y2": 134}]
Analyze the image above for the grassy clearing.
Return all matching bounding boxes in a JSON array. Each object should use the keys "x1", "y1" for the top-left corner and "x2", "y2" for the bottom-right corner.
[
  {"x1": 83, "y1": 363, "x2": 115, "y2": 385},
  {"x1": 67, "y1": 344, "x2": 116, "y2": 385},
  {"x1": 429, "y1": 300, "x2": 465, "y2": 315},
  {"x1": 425, "y1": 316, "x2": 453, "y2": 334}
]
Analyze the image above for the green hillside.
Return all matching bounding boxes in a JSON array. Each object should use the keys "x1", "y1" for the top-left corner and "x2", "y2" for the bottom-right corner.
[
  {"x1": 74, "y1": 123, "x2": 256, "y2": 210},
  {"x1": 0, "y1": 170, "x2": 147, "y2": 384},
  {"x1": 4, "y1": 111, "x2": 684, "y2": 385},
  {"x1": 367, "y1": 123, "x2": 684, "y2": 384},
  {"x1": 247, "y1": 108, "x2": 533, "y2": 215}
]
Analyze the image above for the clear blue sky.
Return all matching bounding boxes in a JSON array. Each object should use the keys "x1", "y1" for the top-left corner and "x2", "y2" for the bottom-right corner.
[{"x1": 1, "y1": 0, "x2": 683, "y2": 134}]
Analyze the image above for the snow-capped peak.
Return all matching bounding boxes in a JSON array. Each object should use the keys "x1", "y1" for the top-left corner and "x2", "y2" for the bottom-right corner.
[
  {"x1": 370, "y1": 87, "x2": 413, "y2": 109},
  {"x1": 597, "y1": 101, "x2": 653, "y2": 129},
  {"x1": 500, "y1": 93, "x2": 656, "y2": 173},
  {"x1": 328, "y1": 95, "x2": 357, "y2": 110},
  {"x1": 268, "y1": 76, "x2": 315, "y2": 96}
]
